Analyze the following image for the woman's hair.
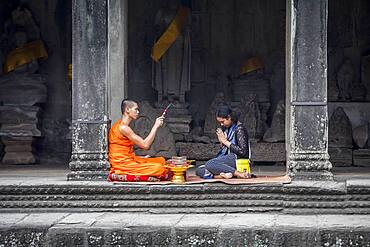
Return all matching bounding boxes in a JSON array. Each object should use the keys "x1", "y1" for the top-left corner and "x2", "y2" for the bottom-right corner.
[
  {"x1": 216, "y1": 104, "x2": 239, "y2": 123},
  {"x1": 121, "y1": 99, "x2": 136, "y2": 114}
]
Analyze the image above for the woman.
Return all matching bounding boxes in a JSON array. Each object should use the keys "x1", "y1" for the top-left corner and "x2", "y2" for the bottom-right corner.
[
  {"x1": 197, "y1": 104, "x2": 250, "y2": 179},
  {"x1": 108, "y1": 99, "x2": 167, "y2": 182}
]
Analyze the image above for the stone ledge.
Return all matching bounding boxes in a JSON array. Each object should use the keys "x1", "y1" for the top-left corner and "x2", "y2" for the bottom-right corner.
[
  {"x1": 0, "y1": 179, "x2": 370, "y2": 214},
  {"x1": 0, "y1": 213, "x2": 370, "y2": 246}
]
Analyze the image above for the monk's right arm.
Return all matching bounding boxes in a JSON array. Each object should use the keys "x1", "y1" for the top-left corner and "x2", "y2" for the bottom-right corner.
[{"x1": 119, "y1": 116, "x2": 164, "y2": 150}]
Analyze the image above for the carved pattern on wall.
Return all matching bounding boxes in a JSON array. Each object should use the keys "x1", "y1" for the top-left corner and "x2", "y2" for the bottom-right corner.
[{"x1": 0, "y1": 182, "x2": 370, "y2": 213}]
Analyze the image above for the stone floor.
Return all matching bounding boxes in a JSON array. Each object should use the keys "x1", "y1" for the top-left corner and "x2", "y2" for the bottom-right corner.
[
  {"x1": 1, "y1": 212, "x2": 370, "y2": 246},
  {"x1": 1, "y1": 163, "x2": 370, "y2": 184},
  {"x1": 1, "y1": 164, "x2": 370, "y2": 246}
]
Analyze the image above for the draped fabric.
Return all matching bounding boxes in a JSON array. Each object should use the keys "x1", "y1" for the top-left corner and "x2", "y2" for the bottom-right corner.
[
  {"x1": 240, "y1": 56, "x2": 264, "y2": 75},
  {"x1": 151, "y1": 4, "x2": 190, "y2": 62},
  {"x1": 108, "y1": 121, "x2": 167, "y2": 178},
  {"x1": 3, "y1": 40, "x2": 48, "y2": 74}
]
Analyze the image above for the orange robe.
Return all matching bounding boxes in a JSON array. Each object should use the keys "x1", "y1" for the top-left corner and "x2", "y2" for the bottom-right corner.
[{"x1": 108, "y1": 121, "x2": 166, "y2": 177}]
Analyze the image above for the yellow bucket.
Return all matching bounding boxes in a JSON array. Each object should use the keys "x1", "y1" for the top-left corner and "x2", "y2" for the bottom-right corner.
[{"x1": 236, "y1": 159, "x2": 251, "y2": 173}]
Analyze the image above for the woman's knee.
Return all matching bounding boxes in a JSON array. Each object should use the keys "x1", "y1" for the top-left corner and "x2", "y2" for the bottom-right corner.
[{"x1": 205, "y1": 159, "x2": 218, "y2": 171}]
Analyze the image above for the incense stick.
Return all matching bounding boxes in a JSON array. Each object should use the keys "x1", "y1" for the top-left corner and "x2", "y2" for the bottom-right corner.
[{"x1": 162, "y1": 103, "x2": 174, "y2": 117}]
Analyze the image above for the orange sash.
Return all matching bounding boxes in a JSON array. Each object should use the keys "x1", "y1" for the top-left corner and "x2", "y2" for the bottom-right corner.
[{"x1": 108, "y1": 121, "x2": 166, "y2": 177}]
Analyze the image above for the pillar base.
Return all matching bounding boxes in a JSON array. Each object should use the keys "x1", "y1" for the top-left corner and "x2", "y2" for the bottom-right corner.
[
  {"x1": 288, "y1": 159, "x2": 333, "y2": 181},
  {"x1": 68, "y1": 156, "x2": 110, "y2": 180},
  {"x1": 67, "y1": 170, "x2": 109, "y2": 180},
  {"x1": 288, "y1": 170, "x2": 333, "y2": 181}
]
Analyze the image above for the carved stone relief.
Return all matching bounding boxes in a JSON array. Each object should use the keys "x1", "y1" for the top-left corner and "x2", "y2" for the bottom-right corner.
[
  {"x1": 131, "y1": 101, "x2": 176, "y2": 158},
  {"x1": 263, "y1": 100, "x2": 285, "y2": 143},
  {"x1": 329, "y1": 107, "x2": 353, "y2": 148},
  {"x1": 238, "y1": 94, "x2": 266, "y2": 142},
  {"x1": 203, "y1": 92, "x2": 226, "y2": 138}
]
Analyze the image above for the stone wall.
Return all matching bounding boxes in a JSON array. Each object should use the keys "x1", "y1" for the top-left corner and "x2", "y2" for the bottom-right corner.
[
  {"x1": 1, "y1": 0, "x2": 369, "y2": 166},
  {"x1": 127, "y1": 0, "x2": 370, "y2": 166},
  {"x1": 127, "y1": 0, "x2": 286, "y2": 126}
]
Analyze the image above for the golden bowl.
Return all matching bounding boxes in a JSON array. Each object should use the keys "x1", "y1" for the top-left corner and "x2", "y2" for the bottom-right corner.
[{"x1": 166, "y1": 163, "x2": 193, "y2": 184}]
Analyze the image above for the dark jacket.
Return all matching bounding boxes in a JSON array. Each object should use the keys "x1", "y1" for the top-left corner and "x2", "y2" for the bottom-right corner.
[{"x1": 230, "y1": 123, "x2": 249, "y2": 159}]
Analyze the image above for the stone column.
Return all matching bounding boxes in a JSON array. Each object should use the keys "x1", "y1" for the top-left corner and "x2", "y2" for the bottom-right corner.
[
  {"x1": 286, "y1": 0, "x2": 333, "y2": 180},
  {"x1": 68, "y1": 0, "x2": 110, "y2": 180},
  {"x1": 108, "y1": 0, "x2": 128, "y2": 123}
]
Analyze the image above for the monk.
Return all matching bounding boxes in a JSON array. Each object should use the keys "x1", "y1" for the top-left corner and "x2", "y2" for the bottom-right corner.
[{"x1": 108, "y1": 99, "x2": 167, "y2": 182}]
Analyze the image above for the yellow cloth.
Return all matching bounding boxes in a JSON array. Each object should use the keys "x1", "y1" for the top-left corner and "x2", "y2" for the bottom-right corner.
[
  {"x1": 151, "y1": 6, "x2": 190, "y2": 62},
  {"x1": 108, "y1": 121, "x2": 167, "y2": 177},
  {"x1": 240, "y1": 56, "x2": 264, "y2": 75},
  {"x1": 68, "y1": 64, "x2": 72, "y2": 81},
  {"x1": 3, "y1": 40, "x2": 48, "y2": 74}
]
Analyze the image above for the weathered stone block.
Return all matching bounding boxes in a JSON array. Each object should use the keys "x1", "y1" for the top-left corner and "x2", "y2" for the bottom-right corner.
[
  {"x1": 173, "y1": 133, "x2": 185, "y2": 141},
  {"x1": 166, "y1": 123, "x2": 190, "y2": 134},
  {"x1": 87, "y1": 230, "x2": 105, "y2": 246},
  {"x1": 329, "y1": 147, "x2": 353, "y2": 166},
  {"x1": 220, "y1": 229, "x2": 315, "y2": 246},
  {"x1": 251, "y1": 142, "x2": 286, "y2": 162},
  {"x1": 105, "y1": 228, "x2": 172, "y2": 247},
  {"x1": 218, "y1": 229, "x2": 254, "y2": 246},
  {"x1": 0, "y1": 229, "x2": 46, "y2": 247},
  {"x1": 49, "y1": 232, "x2": 84, "y2": 247},
  {"x1": 165, "y1": 115, "x2": 192, "y2": 124},
  {"x1": 5, "y1": 144, "x2": 33, "y2": 152},
  {"x1": 232, "y1": 77, "x2": 270, "y2": 103},
  {"x1": 1, "y1": 136, "x2": 34, "y2": 147},
  {"x1": 0, "y1": 123, "x2": 41, "y2": 137},
  {"x1": 0, "y1": 105, "x2": 40, "y2": 124},
  {"x1": 280, "y1": 230, "x2": 319, "y2": 247},
  {"x1": 0, "y1": 82, "x2": 47, "y2": 105},
  {"x1": 176, "y1": 142, "x2": 219, "y2": 160},
  {"x1": 175, "y1": 228, "x2": 218, "y2": 246},
  {"x1": 353, "y1": 149, "x2": 370, "y2": 167},
  {"x1": 148, "y1": 228, "x2": 172, "y2": 247},
  {"x1": 2, "y1": 151, "x2": 36, "y2": 164},
  {"x1": 107, "y1": 231, "x2": 132, "y2": 246},
  {"x1": 320, "y1": 230, "x2": 370, "y2": 247}
]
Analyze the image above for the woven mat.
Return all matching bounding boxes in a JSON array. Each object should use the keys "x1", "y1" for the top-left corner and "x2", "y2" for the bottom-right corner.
[{"x1": 113, "y1": 175, "x2": 291, "y2": 185}]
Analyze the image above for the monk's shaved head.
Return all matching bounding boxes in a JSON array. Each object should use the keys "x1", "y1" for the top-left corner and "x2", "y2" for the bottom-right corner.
[{"x1": 121, "y1": 99, "x2": 137, "y2": 114}]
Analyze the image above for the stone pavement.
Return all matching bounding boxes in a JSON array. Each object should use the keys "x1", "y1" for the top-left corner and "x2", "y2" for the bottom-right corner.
[
  {"x1": 1, "y1": 212, "x2": 370, "y2": 246},
  {"x1": 1, "y1": 163, "x2": 370, "y2": 183},
  {"x1": 1, "y1": 164, "x2": 370, "y2": 246}
]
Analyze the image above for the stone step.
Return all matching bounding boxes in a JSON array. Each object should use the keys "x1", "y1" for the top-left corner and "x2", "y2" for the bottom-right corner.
[
  {"x1": 0, "y1": 212, "x2": 370, "y2": 246},
  {"x1": 0, "y1": 179, "x2": 369, "y2": 214}
]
